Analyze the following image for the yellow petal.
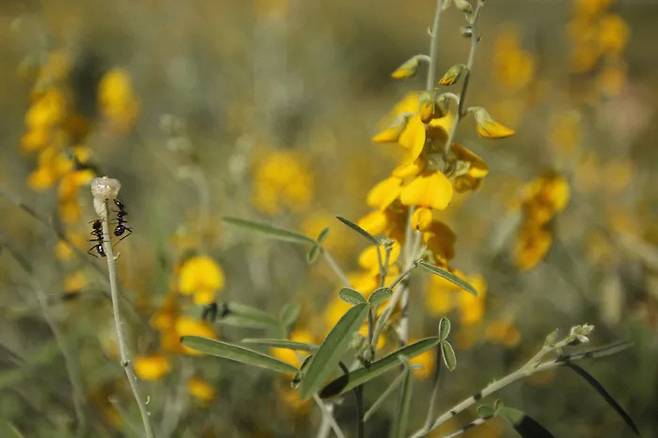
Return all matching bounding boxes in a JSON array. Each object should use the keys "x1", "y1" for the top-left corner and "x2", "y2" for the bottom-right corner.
[
  {"x1": 357, "y1": 210, "x2": 388, "y2": 236},
  {"x1": 400, "y1": 171, "x2": 453, "y2": 210},
  {"x1": 398, "y1": 116, "x2": 425, "y2": 153},
  {"x1": 187, "y1": 377, "x2": 216, "y2": 403},
  {"x1": 366, "y1": 177, "x2": 401, "y2": 210},
  {"x1": 411, "y1": 207, "x2": 433, "y2": 231},
  {"x1": 472, "y1": 107, "x2": 515, "y2": 139},
  {"x1": 178, "y1": 256, "x2": 225, "y2": 296},
  {"x1": 392, "y1": 159, "x2": 426, "y2": 179},
  {"x1": 134, "y1": 355, "x2": 171, "y2": 381},
  {"x1": 391, "y1": 56, "x2": 420, "y2": 80}
]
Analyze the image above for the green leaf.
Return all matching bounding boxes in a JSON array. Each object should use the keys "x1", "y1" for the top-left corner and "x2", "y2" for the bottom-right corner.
[
  {"x1": 336, "y1": 216, "x2": 379, "y2": 245},
  {"x1": 181, "y1": 336, "x2": 297, "y2": 374},
  {"x1": 417, "y1": 261, "x2": 478, "y2": 296},
  {"x1": 218, "y1": 302, "x2": 279, "y2": 330},
  {"x1": 363, "y1": 369, "x2": 407, "y2": 422},
  {"x1": 339, "y1": 288, "x2": 367, "y2": 305},
  {"x1": 438, "y1": 317, "x2": 451, "y2": 341},
  {"x1": 391, "y1": 367, "x2": 413, "y2": 438},
  {"x1": 369, "y1": 287, "x2": 392, "y2": 306},
  {"x1": 0, "y1": 421, "x2": 23, "y2": 438},
  {"x1": 241, "y1": 338, "x2": 318, "y2": 351},
  {"x1": 279, "y1": 303, "x2": 301, "y2": 330},
  {"x1": 223, "y1": 216, "x2": 315, "y2": 245},
  {"x1": 565, "y1": 363, "x2": 639, "y2": 435},
  {"x1": 320, "y1": 337, "x2": 440, "y2": 398},
  {"x1": 498, "y1": 407, "x2": 554, "y2": 438},
  {"x1": 299, "y1": 303, "x2": 369, "y2": 399},
  {"x1": 441, "y1": 341, "x2": 457, "y2": 371},
  {"x1": 306, "y1": 244, "x2": 321, "y2": 264},
  {"x1": 477, "y1": 404, "x2": 495, "y2": 418},
  {"x1": 316, "y1": 227, "x2": 330, "y2": 243}
]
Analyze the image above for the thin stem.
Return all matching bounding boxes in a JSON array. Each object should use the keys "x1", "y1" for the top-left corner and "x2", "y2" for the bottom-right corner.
[
  {"x1": 2, "y1": 242, "x2": 86, "y2": 437},
  {"x1": 443, "y1": 0, "x2": 484, "y2": 155},
  {"x1": 410, "y1": 340, "x2": 631, "y2": 437},
  {"x1": 420, "y1": 343, "x2": 443, "y2": 435},
  {"x1": 313, "y1": 395, "x2": 346, "y2": 438},
  {"x1": 99, "y1": 200, "x2": 154, "y2": 438},
  {"x1": 322, "y1": 249, "x2": 351, "y2": 288},
  {"x1": 426, "y1": 0, "x2": 444, "y2": 90}
]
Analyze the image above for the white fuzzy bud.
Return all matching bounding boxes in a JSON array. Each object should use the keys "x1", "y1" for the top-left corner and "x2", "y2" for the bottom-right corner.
[{"x1": 91, "y1": 176, "x2": 121, "y2": 218}]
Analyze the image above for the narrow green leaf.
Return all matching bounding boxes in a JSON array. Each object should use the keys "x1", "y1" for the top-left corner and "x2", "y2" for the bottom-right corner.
[
  {"x1": 565, "y1": 363, "x2": 639, "y2": 435},
  {"x1": 241, "y1": 338, "x2": 317, "y2": 352},
  {"x1": 339, "y1": 288, "x2": 367, "y2": 305},
  {"x1": 0, "y1": 421, "x2": 24, "y2": 438},
  {"x1": 369, "y1": 287, "x2": 392, "y2": 306},
  {"x1": 317, "y1": 227, "x2": 330, "y2": 243},
  {"x1": 364, "y1": 369, "x2": 407, "y2": 422},
  {"x1": 299, "y1": 303, "x2": 369, "y2": 399},
  {"x1": 336, "y1": 216, "x2": 379, "y2": 245},
  {"x1": 320, "y1": 337, "x2": 440, "y2": 398},
  {"x1": 498, "y1": 407, "x2": 554, "y2": 438},
  {"x1": 181, "y1": 336, "x2": 297, "y2": 374},
  {"x1": 391, "y1": 366, "x2": 413, "y2": 438},
  {"x1": 438, "y1": 317, "x2": 451, "y2": 341},
  {"x1": 441, "y1": 341, "x2": 457, "y2": 371},
  {"x1": 218, "y1": 302, "x2": 279, "y2": 330},
  {"x1": 418, "y1": 261, "x2": 478, "y2": 296},
  {"x1": 223, "y1": 216, "x2": 315, "y2": 245},
  {"x1": 306, "y1": 244, "x2": 321, "y2": 264},
  {"x1": 279, "y1": 303, "x2": 301, "y2": 330}
]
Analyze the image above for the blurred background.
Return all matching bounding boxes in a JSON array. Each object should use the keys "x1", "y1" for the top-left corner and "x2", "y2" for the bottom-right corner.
[{"x1": 0, "y1": 0, "x2": 657, "y2": 436}]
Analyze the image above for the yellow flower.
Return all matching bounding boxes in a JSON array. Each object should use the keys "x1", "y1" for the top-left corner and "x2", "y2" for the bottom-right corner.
[
  {"x1": 400, "y1": 171, "x2": 453, "y2": 210},
  {"x1": 598, "y1": 14, "x2": 629, "y2": 54},
  {"x1": 422, "y1": 220, "x2": 456, "y2": 266},
  {"x1": 391, "y1": 56, "x2": 420, "y2": 80},
  {"x1": 134, "y1": 355, "x2": 171, "y2": 381},
  {"x1": 252, "y1": 149, "x2": 314, "y2": 215},
  {"x1": 178, "y1": 256, "x2": 225, "y2": 305},
  {"x1": 175, "y1": 316, "x2": 216, "y2": 355},
  {"x1": 514, "y1": 225, "x2": 552, "y2": 271},
  {"x1": 271, "y1": 329, "x2": 315, "y2": 367},
  {"x1": 98, "y1": 68, "x2": 140, "y2": 132},
  {"x1": 450, "y1": 144, "x2": 489, "y2": 193},
  {"x1": 187, "y1": 377, "x2": 216, "y2": 403},
  {"x1": 486, "y1": 320, "x2": 521, "y2": 347},
  {"x1": 410, "y1": 347, "x2": 435, "y2": 379},
  {"x1": 358, "y1": 241, "x2": 401, "y2": 272},
  {"x1": 520, "y1": 173, "x2": 570, "y2": 225},
  {"x1": 425, "y1": 271, "x2": 486, "y2": 326},
  {"x1": 63, "y1": 270, "x2": 86, "y2": 295},
  {"x1": 25, "y1": 89, "x2": 67, "y2": 131},
  {"x1": 366, "y1": 177, "x2": 402, "y2": 210},
  {"x1": 411, "y1": 207, "x2": 433, "y2": 230},
  {"x1": 472, "y1": 107, "x2": 515, "y2": 139}
]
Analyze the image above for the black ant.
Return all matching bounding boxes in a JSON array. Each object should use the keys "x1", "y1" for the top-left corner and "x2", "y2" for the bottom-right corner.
[
  {"x1": 88, "y1": 219, "x2": 106, "y2": 257},
  {"x1": 112, "y1": 198, "x2": 132, "y2": 240}
]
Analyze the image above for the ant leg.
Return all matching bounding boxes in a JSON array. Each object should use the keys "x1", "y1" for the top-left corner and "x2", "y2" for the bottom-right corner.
[{"x1": 118, "y1": 228, "x2": 133, "y2": 242}]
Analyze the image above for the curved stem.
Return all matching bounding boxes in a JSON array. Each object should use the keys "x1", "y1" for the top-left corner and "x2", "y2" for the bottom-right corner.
[
  {"x1": 426, "y1": 0, "x2": 444, "y2": 91},
  {"x1": 100, "y1": 200, "x2": 154, "y2": 438}
]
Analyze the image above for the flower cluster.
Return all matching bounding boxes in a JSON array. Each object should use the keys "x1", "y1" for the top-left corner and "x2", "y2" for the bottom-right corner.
[{"x1": 514, "y1": 172, "x2": 570, "y2": 271}]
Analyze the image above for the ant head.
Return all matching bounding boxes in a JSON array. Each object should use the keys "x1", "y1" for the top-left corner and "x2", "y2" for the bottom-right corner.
[
  {"x1": 92, "y1": 219, "x2": 102, "y2": 229},
  {"x1": 113, "y1": 198, "x2": 124, "y2": 208}
]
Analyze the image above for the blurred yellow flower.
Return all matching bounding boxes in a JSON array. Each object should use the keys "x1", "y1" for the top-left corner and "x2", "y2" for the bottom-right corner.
[
  {"x1": 252, "y1": 149, "x2": 314, "y2": 215},
  {"x1": 187, "y1": 376, "x2": 216, "y2": 403},
  {"x1": 514, "y1": 225, "x2": 553, "y2": 271},
  {"x1": 485, "y1": 320, "x2": 521, "y2": 347},
  {"x1": 176, "y1": 316, "x2": 216, "y2": 355},
  {"x1": 271, "y1": 328, "x2": 315, "y2": 367},
  {"x1": 98, "y1": 68, "x2": 140, "y2": 132},
  {"x1": 134, "y1": 354, "x2": 171, "y2": 381},
  {"x1": 63, "y1": 270, "x2": 87, "y2": 295},
  {"x1": 410, "y1": 347, "x2": 435, "y2": 379},
  {"x1": 178, "y1": 256, "x2": 225, "y2": 305}
]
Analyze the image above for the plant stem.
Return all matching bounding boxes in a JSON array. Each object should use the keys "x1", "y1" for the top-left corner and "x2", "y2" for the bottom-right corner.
[
  {"x1": 409, "y1": 340, "x2": 631, "y2": 437},
  {"x1": 426, "y1": 0, "x2": 444, "y2": 90},
  {"x1": 322, "y1": 248, "x2": 351, "y2": 288},
  {"x1": 313, "y1": 395, "x2": 346, "y2": 438},
  {"x1": 99, "y1": 200, "x2": 154, "y2": 438},
  {"x1": 444, "y1": 0, "x2": 484, "y2": 155},
  {"x1": 420, "y1": 343, "x2": 443, "y2": 435}
]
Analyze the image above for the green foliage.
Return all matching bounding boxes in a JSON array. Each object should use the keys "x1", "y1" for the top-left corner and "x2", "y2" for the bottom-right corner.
[
  {"x1": 299, "y1": 303, "x2": 370, "y2": 399},
  {"x1": 181, "y1": 336, "x2": 298, "y2": 374}
]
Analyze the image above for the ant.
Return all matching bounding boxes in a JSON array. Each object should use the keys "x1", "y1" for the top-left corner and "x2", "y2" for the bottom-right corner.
[
  {"x1": 88, "y1": 219, "x2": 106, "y2": 257},
  {"x1": 112, "y1": 198, "x2": 132, "y2": 240}
]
